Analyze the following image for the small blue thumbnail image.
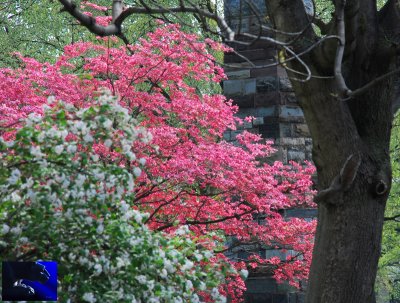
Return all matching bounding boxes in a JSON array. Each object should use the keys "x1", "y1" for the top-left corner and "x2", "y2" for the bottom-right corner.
[{"x1": 2, "y1": 260, "x2": 57, "y2": 301}]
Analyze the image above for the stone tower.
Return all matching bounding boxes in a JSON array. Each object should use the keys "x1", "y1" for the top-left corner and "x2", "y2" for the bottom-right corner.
[{"x1": 223, "y1": 1, "x2": 316, "y2": 302}]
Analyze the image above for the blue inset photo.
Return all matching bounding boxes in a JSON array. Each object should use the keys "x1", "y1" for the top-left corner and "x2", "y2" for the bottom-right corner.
[{"x1": 2, "y1": 261, "x2": 57, "y2": 301}]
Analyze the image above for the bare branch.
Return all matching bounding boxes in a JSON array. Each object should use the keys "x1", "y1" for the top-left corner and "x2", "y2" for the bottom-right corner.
[
  {"x1": 334, "y1": 0, "x2": 351, "y2": 97},
  {"x1": 58, "y1": 0, "x2": 121, "y2": 36}
]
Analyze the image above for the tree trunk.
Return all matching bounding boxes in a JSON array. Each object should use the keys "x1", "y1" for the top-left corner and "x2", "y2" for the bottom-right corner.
[
  {"x1": 290, "y1": 61, "x2": 393, "y2": 303},
  {"x1": 262, "y1": 1, "x2": 398, "y2": 301}
]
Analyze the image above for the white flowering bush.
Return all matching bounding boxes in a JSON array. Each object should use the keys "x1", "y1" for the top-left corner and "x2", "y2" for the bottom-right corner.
[{"x1": 0, "y1": 91, "x2": 232, "y2": 302}]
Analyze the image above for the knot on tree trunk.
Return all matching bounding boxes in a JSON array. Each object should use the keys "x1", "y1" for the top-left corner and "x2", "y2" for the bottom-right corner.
[
  {"x1": 314, "y1": 153, "x2": 361, "y2": 205},
  {"x1": 370, "y1": 178, "x2": 389, "y2": 197}
]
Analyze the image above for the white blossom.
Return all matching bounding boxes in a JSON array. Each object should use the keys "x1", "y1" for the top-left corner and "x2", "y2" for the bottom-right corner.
[
  {"x1": 133, "y1": 167, "x2": 142, "y2": 177},
  {"x1": 96, "y1": 224, "x2": 104, "y2": 234},
  {"x1": 10, "y1": 226, "x2": 22, "y2": 235},
  {"x1": 93, "y1": 264, "x2": 102, "y2": 276},
  {"x1": 30, "y1": 146, "x2": 43, "y2": 158},
  {"x1": 67, "y1": 144, "x2": 77, "y2": 153},
  {"x1": 1, "y1": 224, "x2": 10, "y2": 235},
  {"x1": 82, "y1": 292, "x2": 96, "y2": 303},
  {"x1": 83, "y1": 133, "x2": 93, "y2": 143},
  {"x1": 54, "y1": 145, "x2": 64, "y2": 155},
  {"x1": 19, "y1": 237, "x2": 28, "y2": 244},
  {"x1": 103, "y1": 119, "x2": 113, "y2": 129},
  {"x1": 185, "y1": 280, "x2": 193, "y2": 290},
  {"x1": 8, "y1": 169, "x2": 21, "y2": 185},
  {"x1": 181, "y1": 260, "x2": 194, "y2": 271},
  {"x1": 136, "y1": 275, "x2": 147, "y2": 284},
  {"x1": 240, "y1": 269, "x2": 249, "y2": 279}
]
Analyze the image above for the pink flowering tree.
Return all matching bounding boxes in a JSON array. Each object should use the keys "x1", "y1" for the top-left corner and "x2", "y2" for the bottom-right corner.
[{"x1": 0, "y1": 23, "x2": 315, "y2": 302}]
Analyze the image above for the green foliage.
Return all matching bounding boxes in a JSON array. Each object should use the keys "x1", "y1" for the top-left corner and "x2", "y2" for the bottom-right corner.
[
  {"x1": 0, "y1": 92, "x2": 233, "y2": 303},
  {"x1": 376, "y1": 113, "x2": 400, "y2": 302}
]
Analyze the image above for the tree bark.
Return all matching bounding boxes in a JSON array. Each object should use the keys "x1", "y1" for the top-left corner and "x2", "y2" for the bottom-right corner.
[{"x1": 264, "y1": 0, "x2": 396, "y2": 302}]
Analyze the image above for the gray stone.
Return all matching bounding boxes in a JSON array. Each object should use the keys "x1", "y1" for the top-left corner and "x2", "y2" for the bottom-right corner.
[
  {"x1": 284, "y1": 208, "x2": 318, "y2": 218},
  {"x1": 279, "y1": 123, "x2": 292, "y2": 137},
  {"x1": 253, "y1": 117, "x2": 265, "y2": 126},
  {"x1": 278, "y1": 137, "x2": 305, "y2": 146},
  {"x1": 246, "y1": 277, "x2": 278, "y2": 293},
  {"x1": 279, "y1": 77, "x2": 293, "y2": 92},
  {"x1": 243, "y1": 121, "x2": 253, "y2": 129},
  {"x1": 256, "y1": 76, "x2": 278, "y2": 92},
  {"x1": 287, "y1": 150, "x2": 306, "y2": 161},
  {"x1": 226, "y1": 69, "x2": 251, "y2": 80},
  {"x1": 231, "y1": 94, "x2": 254, "y2": 108},
  {"x1": 276, "y1": 281, "x2": 297, "y2": 293},
  {"x1": 223, "y1": 78, "x2": 256, "y2": 96},
  {"x1": 259, "y1": 123, "x2": 280, "y2": 139},
  {"x1": 231, "y1": 130, "x2": 243, "y2": 140},
  {"x1": 280, "y1": 106, "x2": 304, "y2": 118},
  {"x1": 237, "y1": 106, "x2": 277, "y2": 119},
  {"x1": 254, "y1": 91, "x2": 280, "y2": 107},
  {"x1": 223, "y1": 131, "x2": 231, "y2": 141},
  {"x1": 281, "y1": 92, "x2": 297, "y2": 104},
  {"x1": 265, "y1": 249, "x2": 287, "y2": 259}
]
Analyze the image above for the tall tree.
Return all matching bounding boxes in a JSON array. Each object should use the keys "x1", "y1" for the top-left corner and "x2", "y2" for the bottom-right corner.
[
  {"x1": 0, "y1": 24, "x2": 315, "y2": 302},
  {"x1": 54, "y1": 1, "x2": 400, "y2": 302}
]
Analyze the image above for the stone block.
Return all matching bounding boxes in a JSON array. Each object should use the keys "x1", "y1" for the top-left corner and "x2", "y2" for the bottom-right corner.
[
  {"x1": 277, "y1": 65, "x2": 288, "y2": 77},
  {"x1": 251, "y1": 65, "x2": 277, "y2": 78},
  {"x1": 231, "y1": 130, "x2": 243, "y2": 140},
  {"x1": 223, "y1": 79, "x2": 256, "y2": 96},
  {"x1": 248, "y1": 128, "x2": 260, "y2": 135},
  {"x1": 245, "y1": 277, "x2": 278, "y2": 293},
  {"x1": 294, "y1": 124, "x2": 310, "y2": 137},
  {"x1": 278, "y1": 137, "x2": 305, "y2": 146},
  {"x1": 280, "y1": 106, "x2": 304, "y2": 118},
  {"x1": 279, "y1": 123, "x2": 292, "y2": 137},
  {"x1": 265, "y1": 249, "x2": 287, "y2": 259},
  {"x1": 259, "y1": 125, "x2": 280, "y2": 139},
  {"x1": 253, "y1": 117, "x2": 264, "y2": 126},
  {"x1": 288, "y1": 292, "x2": 306, "y2": 303},
  {"x1": 276, "y1": 282, "x2": 296, "y2": 294},
  {"x1": 281, "y1": 92, "x2": 298, "y2": 104},
  {"x1": 225, "y1": 48, "x2": 272, "y2": 63},
  {"x1": 254, "y1": 91, "x2": 280, "y2": 107},
  {"x1": 287, "y1": 150, "x2": 306, "y2": 161},
  {"x1": 284, "y1": 208, "x2": 318, "y2": 218},
  {"x1": 274, "y1": 293, "x2": 289, "y2": 303},
  {"x1": 237, "y1": 106, "x2": 277, "y2": 119},
  {"x1": 245, "y1": 293, "x2": 273, "y2": 303},
  {"x1": 279, "y1": 77, "x2": 293, "y2": 92},
  {"x1": 256, "y1": 76, "x2": 278, "y2": 93},
  {"x1": 223, "y1": 131, "x2": 231, "y2": 141},
  {"x1": 231, "y1": 94, "x2": 255, "y2": 108},
  {"x1": 226, "y1": 69, "x2": 251, "y2": 80}
]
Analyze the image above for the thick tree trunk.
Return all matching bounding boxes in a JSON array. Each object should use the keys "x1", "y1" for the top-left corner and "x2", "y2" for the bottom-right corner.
[
  {"x1": 291, "y1": 68, "x2": 393, "y2": 303},
  {"x1": 262, "y1": 1, "x2": 398, "y2": 301}
]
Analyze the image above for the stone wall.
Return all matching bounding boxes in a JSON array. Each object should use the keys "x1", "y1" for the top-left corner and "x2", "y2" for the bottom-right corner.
[
  {"x1": 223, "y1": 41, "x2": 312, "y2": 165},
  {"x1": 222, "y1": 2, "x2": 316, "y2": 302}
]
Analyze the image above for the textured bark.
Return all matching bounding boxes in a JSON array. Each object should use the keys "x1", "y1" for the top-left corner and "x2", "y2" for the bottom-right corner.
[{"x1": 264, "y1": 1, "x2": 396, "y2": 302}]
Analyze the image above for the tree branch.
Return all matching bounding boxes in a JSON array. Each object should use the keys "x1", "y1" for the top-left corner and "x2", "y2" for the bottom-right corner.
[
  {"x1": 334, "y1": 0, "x2": 351, "y2": 97},
  {"x1": 58, "y1": 0, "x2": 120, "y2": 36}
]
